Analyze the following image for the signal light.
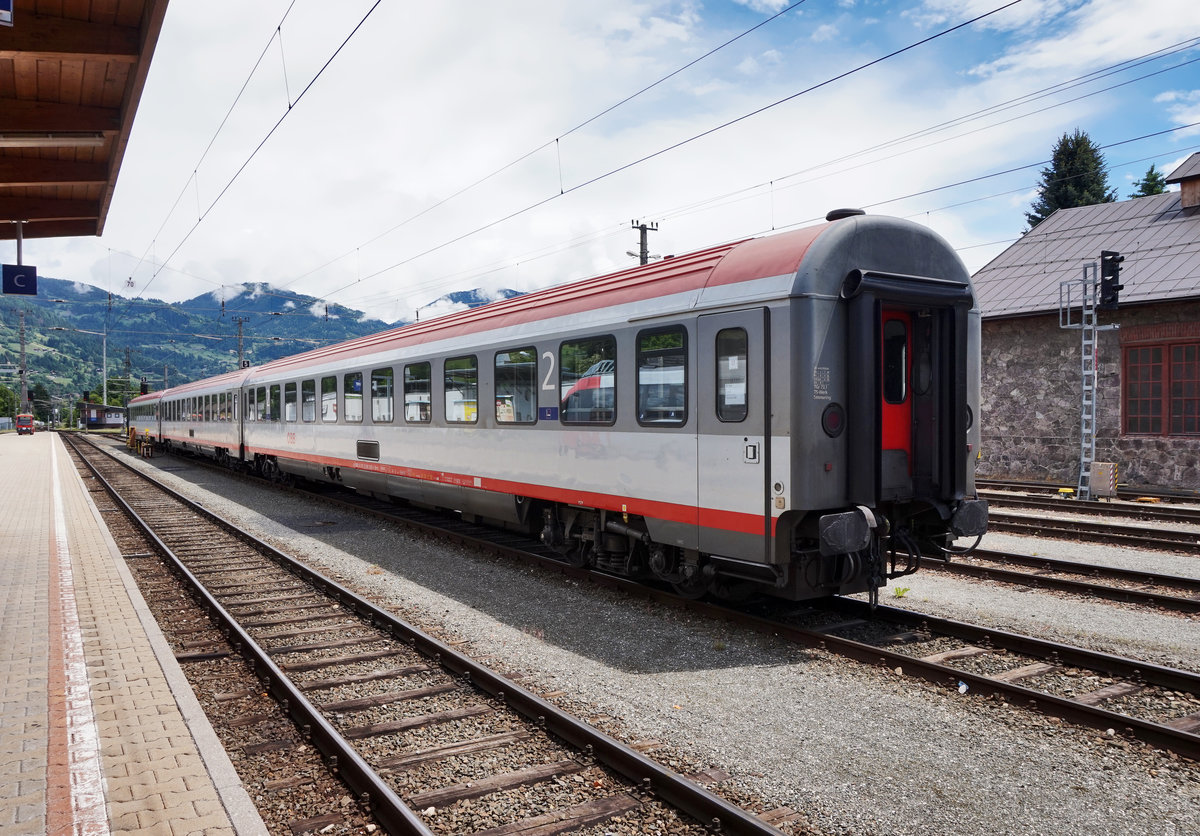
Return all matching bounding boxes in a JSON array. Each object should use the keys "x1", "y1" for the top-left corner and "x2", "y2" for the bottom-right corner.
[{"x1": 1098, "y1": 250, "x2": 1124, "y2": 311}]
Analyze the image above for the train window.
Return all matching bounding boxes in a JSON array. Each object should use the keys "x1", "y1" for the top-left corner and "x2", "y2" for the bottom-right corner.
[
  {"x1": 913, "y1": 317, "x2": 932, "y2": 396},
  {"x1": 321, "y1": 376, "x2": 337, "y2": 422},
  {"x1": 343, "y1": 372, "x2": 363, "y2": 423},
  {"x1": 404, "y1": 362, "x2": 431, "y2": 423},
  {"x1": 302, "y1": 379, "x2": 316, "y2": 422},
  {"x1": 232, "y1": 391, "x2": 239, "y2": 422},
  {"x1": 637, "y1": 327, "x2": 687, "y2": 427},
  {"x1": 204, "y1": 395, "x2": 212, "y2": 422},
  {"x1": 495, "y1": 348, "x2": 536, "y2": 424},
  {"x1": 561, "y1": 336, "x2": 616, "y2": 424},
  {"x1": 371, "y1": 368, "x2": 394, "y2": 423},
  {"x1": 716, "y1": 328, "x2": 748, "y2": 422},
  {"x1": 883, "y1": 319, "x2": 908, "y2": 404},
  {"x1": 284, "y1": 382, "x2": 298, "y2": 422},
  {"x1": 217, "y1": 391, "x2": 226, "y2": 421},
  {"x1": 445, "y1": 356, "x2": 478, "y2": 423},
  {"x1": 269, "y1": 385, "x2": 281, "y2": 423}
]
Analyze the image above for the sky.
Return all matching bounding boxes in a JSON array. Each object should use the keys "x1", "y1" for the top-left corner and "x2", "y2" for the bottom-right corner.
[{"x1": 19, "y1": 0, "x2": 1200, "y2": 326}]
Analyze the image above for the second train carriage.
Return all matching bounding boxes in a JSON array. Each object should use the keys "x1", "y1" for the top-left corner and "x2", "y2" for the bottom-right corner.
[{"x1": 129, "y1": 212, "x2": 988, "y2": 601}]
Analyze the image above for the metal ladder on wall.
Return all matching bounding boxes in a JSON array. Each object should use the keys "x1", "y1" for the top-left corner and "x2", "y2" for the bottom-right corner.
[
  {"x1": 1060, "y1": 263, "x2": 1107, "y2": 500},
  {"x1": 1078, "y1": 269, "x2": 1098, "y2": 500}
]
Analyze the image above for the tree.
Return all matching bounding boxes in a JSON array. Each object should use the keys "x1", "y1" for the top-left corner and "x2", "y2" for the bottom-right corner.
[
  {"x1": 30, "y1": 382, "x2": 51, "y2": 423},
  {"x1": 1130, "y1": 163, "x2": 1168, "y2": 198},
  {"x1": 1025, "y1": 129, "x2": 1117, "y2": 230}
]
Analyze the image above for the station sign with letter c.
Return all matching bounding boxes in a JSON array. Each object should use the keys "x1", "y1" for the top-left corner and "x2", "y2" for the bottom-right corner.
[{"x1": 2, "y1": 264, "x2": 37, "y2": 295}]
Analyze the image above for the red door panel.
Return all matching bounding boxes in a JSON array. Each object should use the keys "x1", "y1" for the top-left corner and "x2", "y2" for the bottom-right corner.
[{"x1": 880, "y1": 310, "x2": 912, "y2": 462}]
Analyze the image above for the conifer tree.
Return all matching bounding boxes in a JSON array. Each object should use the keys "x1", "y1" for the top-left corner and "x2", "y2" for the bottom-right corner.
[
  {"x1": 1129, "y1": 163, "x2": 1167, "y2": 198},
  {"x1": 1025, "y1": 129, "x2": 1117, "y2": 230}
]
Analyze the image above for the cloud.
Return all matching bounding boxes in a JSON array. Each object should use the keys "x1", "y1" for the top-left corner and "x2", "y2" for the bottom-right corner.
[
  {"x1": 909, "y1": 0, "x2": 1075, "y2": 32},
  {"x1": 732, "y1": 0, "x2": 793, "y2": 12},
  {"x1": 811, "y1": 23, "x2": 838, "y2": 42},
  {"x1": 308, "y1": 300, "x2": 336, "y2": 319},
  {"x1": 1156, "y1": 89, "x2": 1200, "y2": 136},
  {"x1": 966, "y1": 0, "x2": 1200, "y2": 78},
  {"x1": 737, "y1": 55, "x2": 762, "y2": 75},
  {"x1": 23, "y1": 0, "x2": 1200, "y2": 315}
]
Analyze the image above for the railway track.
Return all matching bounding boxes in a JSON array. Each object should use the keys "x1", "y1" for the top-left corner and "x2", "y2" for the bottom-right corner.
[
  {"x1": 85, "y1": 435, "x2": 1200, "y2": 763},
  {"x1": 920, "y1": 548, "x2": 1200, "y2": 614},
  {"x1": 770, "y1": 599, "x2": 1200, "y2": 757},
  {"x1": 977, "y1": 478, "x2": 1200, "y2": 504},
  {"x1": 977, "y1": 488, "x2": 1200, "y2": 524},
  {"x1": 63, "y1": 433, "x2": 800, "y2": 835},
  {"x1": 72, "y1": 448, "x2": 385, "y2": 834},
  {"x1": 986, "y1": 509, "x2": 1200, "y2": 555}
]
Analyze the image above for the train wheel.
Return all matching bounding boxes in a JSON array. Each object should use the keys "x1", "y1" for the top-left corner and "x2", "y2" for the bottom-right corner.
[
  {"x1": 561, "y1": 544, "x2": 591, "y2": 569},
  {"x1": 671, "y1": 581, "x2": 708, "y2": 599}
]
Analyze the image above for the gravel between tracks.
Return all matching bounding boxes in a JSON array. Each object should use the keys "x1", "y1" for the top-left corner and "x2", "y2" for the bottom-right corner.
[{"x1": 120, "y1": 451, "x2": 1200, "y2": 836}]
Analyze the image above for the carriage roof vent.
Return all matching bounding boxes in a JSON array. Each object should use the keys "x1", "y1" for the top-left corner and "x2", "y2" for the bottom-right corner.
[{"x1": 826, "y1": 207, "x2": 866, "y2": 222}]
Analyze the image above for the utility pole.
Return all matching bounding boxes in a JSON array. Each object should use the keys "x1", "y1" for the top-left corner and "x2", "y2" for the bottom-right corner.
[
  {"x1": 233, "y1": 316, "x2": 251, "y2": 368},
  {"x1": 631, "y1": 220, "x2": 658, "y2": 265},
  {"x1": 18, "y1": 310, "x2": 28, "y2": 412},
  {"x1": 123, "y1": 347, "x2": 132, "y2": 405}
]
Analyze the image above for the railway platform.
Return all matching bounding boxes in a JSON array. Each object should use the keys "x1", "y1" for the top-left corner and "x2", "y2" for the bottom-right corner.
[{"x1": 0, "y1": 431, "x2": 266, "y2": 836}]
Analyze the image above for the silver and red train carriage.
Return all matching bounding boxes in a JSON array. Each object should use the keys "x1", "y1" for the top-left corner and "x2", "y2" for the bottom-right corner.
[{"x1": 129, "y1": 212, "x2": 988, "y2": 602}]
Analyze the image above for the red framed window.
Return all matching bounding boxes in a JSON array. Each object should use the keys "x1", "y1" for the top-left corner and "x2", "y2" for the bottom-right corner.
[{"x1": 1123, "y1": 342, "x2": 1200, "y2": 436}]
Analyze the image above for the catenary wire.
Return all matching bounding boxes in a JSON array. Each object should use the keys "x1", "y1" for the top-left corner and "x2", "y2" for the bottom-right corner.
[
  {"x1": 271, "y1": 0, "x2": 811, "y2": 292},
  {"x1": 319, "y1": 0, "x2": 1024, "y2": 304}
]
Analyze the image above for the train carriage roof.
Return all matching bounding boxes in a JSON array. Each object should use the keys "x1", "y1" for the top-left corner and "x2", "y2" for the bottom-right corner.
[
  {"x1": 247, "y1": 224, "x2": 833, "y2": 378},
  {"x1": 134, "y1": 367, "x2": 254, "y2": 403},
  {"x1": 140, "y1": 214, "x2": 970, "y2": 396}
]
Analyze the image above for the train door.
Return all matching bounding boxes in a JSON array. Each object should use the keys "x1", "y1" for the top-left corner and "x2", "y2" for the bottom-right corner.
[
  {"x1": 697, "y1": 309, "x2": 770, "y2": 561},
  {"x1": 880, "y1": 308, "x2": 913, "y2": 501},
  {"x1": 846, "y1": 272, "x2": 973, "y2": 512}
]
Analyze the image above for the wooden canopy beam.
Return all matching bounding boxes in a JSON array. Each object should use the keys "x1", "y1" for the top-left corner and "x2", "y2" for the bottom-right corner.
[
  {"x1": 0, "y1": 13, "x2": 139, "y2": 62},
  {"x1": 0, "y1": 99, "x2": 122, "y2": 133},
  {"x1": 0, "y1": 159, "x2": 109, "y2": 188}
]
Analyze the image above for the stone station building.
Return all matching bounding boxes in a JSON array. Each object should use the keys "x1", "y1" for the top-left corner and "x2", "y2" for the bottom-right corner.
[{"x1": 972, "y1": 153, "x2": 1200, "y2": 493}]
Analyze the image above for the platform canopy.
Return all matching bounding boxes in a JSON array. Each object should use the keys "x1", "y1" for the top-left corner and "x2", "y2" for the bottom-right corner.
[{"x1": 0, "y1": 0, "x2": 168, "y2": 241}]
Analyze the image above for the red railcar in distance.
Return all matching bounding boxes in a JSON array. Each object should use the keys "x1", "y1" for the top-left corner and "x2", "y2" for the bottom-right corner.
[{"x1": 16, "y1": 413, "x2": 35, "y2": 435}]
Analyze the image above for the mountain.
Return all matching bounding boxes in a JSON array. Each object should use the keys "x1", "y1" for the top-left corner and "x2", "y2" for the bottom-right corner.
[{"x1": 0, "y1": 277, "x2": 522, "y2": 415}]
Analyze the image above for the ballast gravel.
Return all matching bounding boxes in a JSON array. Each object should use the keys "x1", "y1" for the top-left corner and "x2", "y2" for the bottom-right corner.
[{"x1": 119, "y1": 452, "x2": 1199, "y2": 836}]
